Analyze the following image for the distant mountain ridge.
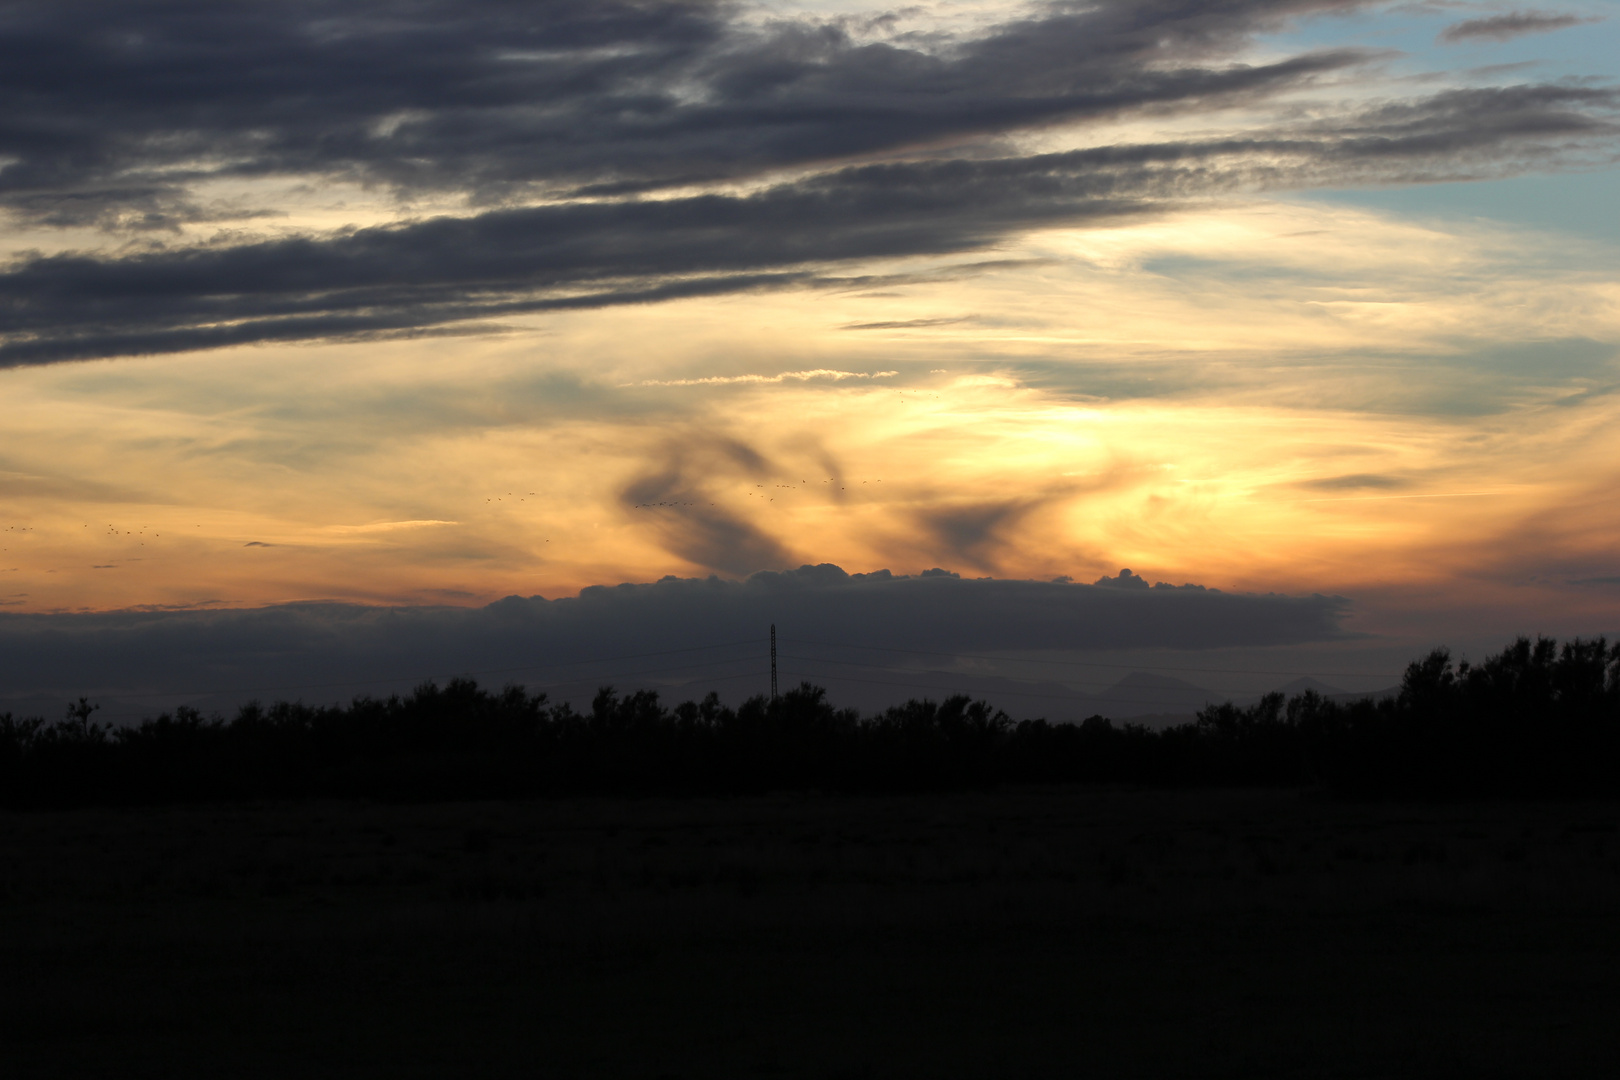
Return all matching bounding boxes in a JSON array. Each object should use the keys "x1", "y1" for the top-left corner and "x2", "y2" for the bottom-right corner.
[
  {"x1": 2, "y1": 668, "x2": 1401, "y2": 730},
  {"x1": 654, "y1": 667, "x2": 1402, "y2": 727}
]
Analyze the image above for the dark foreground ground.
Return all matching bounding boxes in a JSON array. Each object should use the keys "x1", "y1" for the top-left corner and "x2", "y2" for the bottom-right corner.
[{"x1": 3, "y1": 788, "x2": 1619, "y2": 1079}]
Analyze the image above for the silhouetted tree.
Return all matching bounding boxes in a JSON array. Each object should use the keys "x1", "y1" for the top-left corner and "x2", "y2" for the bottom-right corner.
[{"x1": 2, "y1": 636, "x2": 1616, "y2": 807}]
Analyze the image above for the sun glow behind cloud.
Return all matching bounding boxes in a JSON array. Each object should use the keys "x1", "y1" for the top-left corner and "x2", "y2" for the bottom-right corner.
[{"x1": 1, "y1": 195, "x2": 1616, "y2": 644}]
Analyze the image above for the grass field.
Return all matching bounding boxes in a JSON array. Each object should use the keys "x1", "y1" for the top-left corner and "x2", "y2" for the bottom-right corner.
[{"x1": 4, "y1": 787, "x2": 1619, "y2": 1078}]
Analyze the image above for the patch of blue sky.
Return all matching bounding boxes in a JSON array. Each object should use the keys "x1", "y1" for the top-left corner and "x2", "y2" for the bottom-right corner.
[
  {"x1": 1261, "y1": 3, "x2": 1620, "y2": 240},
  {"x1": 1265, "y1": 2, "x2": 1619, "y2": 80},
  {"x1": 1293, "y1": 169, "x2": 1620, "y2": 243}
]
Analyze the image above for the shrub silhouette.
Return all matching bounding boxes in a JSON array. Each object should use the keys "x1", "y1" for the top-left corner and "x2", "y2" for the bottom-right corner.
[{"x1": 1, "y1": 636, "x2": 1616, "y2": 807}]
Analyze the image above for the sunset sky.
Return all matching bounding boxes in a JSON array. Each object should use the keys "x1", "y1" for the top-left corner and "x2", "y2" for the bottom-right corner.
[{"x1": 1, "y1": 0, "x2": 1617, "y2": 710}]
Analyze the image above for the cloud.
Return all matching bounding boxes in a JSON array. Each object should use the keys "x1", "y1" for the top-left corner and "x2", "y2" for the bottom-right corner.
[
  {"x1": 1439, "y1": 11, "x2": 1593, "y2": 44},
  {"x1": 1093, "y1": 568, "x2": 1152, "y2": 590},
  {"x1": 840, "y1": 317, "x2": 975, "y2": 331},
  {"x1": 0, "y1": 467, "x2": 154, "y2": 502},
  {"x1": 633, "y1": 368, "x2": 897, "y2": 387},
  {"x1": 0, "y1": 2, "x2": 1613, "y2": 365},
  {"x1": 915, "y1": 498, "x2": 1055, "y2": 572},
  {"x1": 6, "y1": 83, "x2": 1615, "y2": 367},
  {"x1": 619, "y1": 438, "x2": 797, "y2": 575},
  {"x1": 1299, "y1": 473, "x2": 1410, "y2": 491},
  {"x1": 0, "y1": 0, "x2": 1376, "y2": 224},
  {"x1": 325, "y1": 520, "x2": 460, "y2": 534},
  {"x1": 0, "y1": 564, "x2": 1351, "y2": 708},
  {"x1": 1299, "y1": 490, "x2": 1510, "y2": 503}
]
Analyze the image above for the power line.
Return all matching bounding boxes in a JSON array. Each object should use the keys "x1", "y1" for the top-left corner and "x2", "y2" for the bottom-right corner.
[
  {"x1": 778, "y1": 651, "x2": 1198, "y2": 699},
  {"x1": 87, "y1": 638, "x2": 764, "y2": 701},
  {"x1": 778, "y1": 649, "x2": 1356, "y2": 697},
  {"x1": 783, "y1": 635, "x2": 1401, "y2": 681},
  {"x1": 775, "y1": 665, "x2": 1394, "y2": 711},
  {"x1": 541, "y1": 654, "x2": 765, "y2": 687},
  {"x1": 772, "y1": 667, "x2": 1170, "y2": 708},
  {"x1": 776, "y1": 667, "x2": 1217, "y2": 709},
  {"x1": 57, "y1": 630, "x2": 1401, "y2": 711}
]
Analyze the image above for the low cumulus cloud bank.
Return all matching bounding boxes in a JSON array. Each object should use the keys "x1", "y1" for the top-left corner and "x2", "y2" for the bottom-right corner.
[
  {"x1": 0, "y1": 0, "x2": 1614, "y2": 364},
  {"x1": 0, "y1": 565, "x2": 1349, "y2": 706}
]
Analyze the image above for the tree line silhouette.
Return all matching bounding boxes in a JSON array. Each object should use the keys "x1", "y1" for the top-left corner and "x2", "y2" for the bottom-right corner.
[{"x1": 2, "y1": 636, "x2": 1617, "y2": 807}]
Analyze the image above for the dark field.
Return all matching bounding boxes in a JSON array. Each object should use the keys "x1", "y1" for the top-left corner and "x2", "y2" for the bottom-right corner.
[{"x1": 4, "y1": 788, "x2": 1620, "y2": 1078}]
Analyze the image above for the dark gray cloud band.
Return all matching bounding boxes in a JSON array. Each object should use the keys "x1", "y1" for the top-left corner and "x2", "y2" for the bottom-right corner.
[
  {"x1": 0, "y1": 564, "x2": 1350, "y2": 708},
  {"x1": 4, "y1": 79, "x2": 1614, "y2": 366},
  {"x1": 0, "y1": 0, "x2": 1370, "y2": 223},
  {"x1": 0, "y1": 0, "x2": 1614, "y2": 364}
]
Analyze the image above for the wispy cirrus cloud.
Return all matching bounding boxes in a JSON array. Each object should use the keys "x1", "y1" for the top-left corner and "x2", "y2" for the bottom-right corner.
[
  {"x1": 1439, "y1": 10, "x2": 1596, "y2": 44},
  {"x1": 325, "y1": 520, "x2": 460, "y2": 535},
  {"x1": 632, "y1": 369, "x2": 898, "y2": 387},
  {"x1": 840, "y1": 317, "x2": 976, "y2": 331}
]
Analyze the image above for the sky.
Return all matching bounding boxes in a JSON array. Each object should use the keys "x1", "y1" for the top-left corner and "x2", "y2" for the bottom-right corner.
[{"x1": 1, "y1": 0, "x2": 1617, "y2": 715}]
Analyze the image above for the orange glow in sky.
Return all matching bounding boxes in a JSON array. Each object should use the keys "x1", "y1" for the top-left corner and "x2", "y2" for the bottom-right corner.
[{"x1": 1, "y1": 0, "x2": 1617, "y2": 661}]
